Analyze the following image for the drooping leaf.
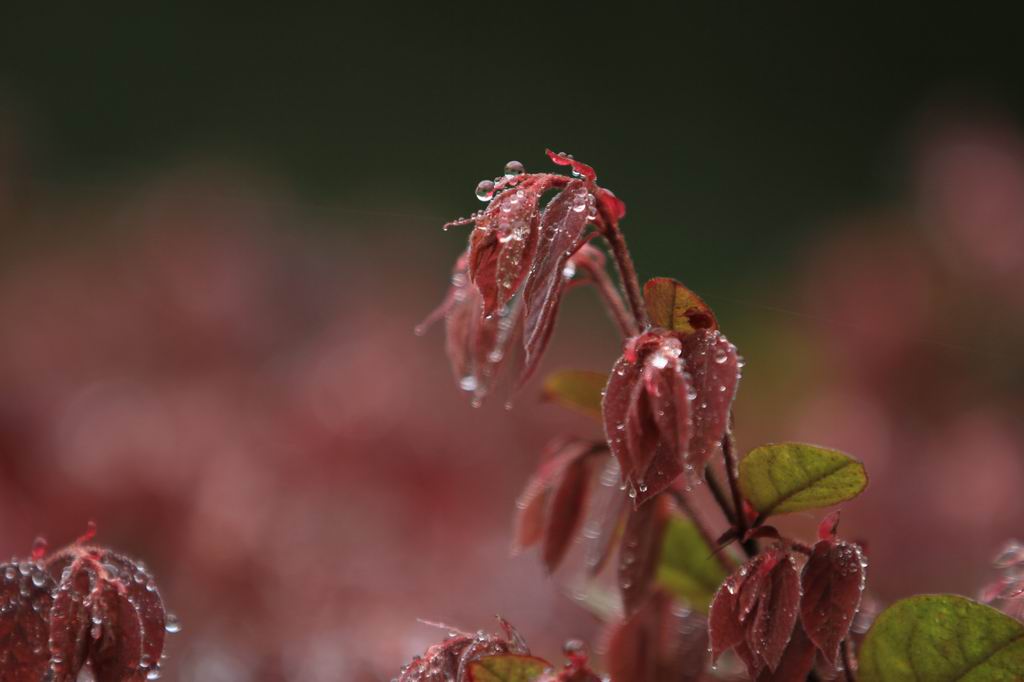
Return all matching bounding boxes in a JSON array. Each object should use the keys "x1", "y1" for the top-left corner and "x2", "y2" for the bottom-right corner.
[
  {"x1": 521, "y1": 180, "x2": 592, "y2": 384},
  {"x1": 754, "y1": 622, "x2": 817, "y2": 682},
  {"x1": 680, "y1": 329, "x2": 740, "y2": 474},
  {"x1": 859, "y1": 595, "x2": 1024, "y2": 682},
  {"x1": 606, "y1": 590, "x2": 708, "y2": 682},
  {"x1": 709, "y1": 548, "x2": 801, "y2": 675},
  {"x1": 643, "y1": 278, "x2": 717, "y2": 336},
  {"x1": 800, "y1": 539, "x2": 866, "y2": 665},
  {"x1": 603, "y1": 332, "x2": 694, "y2": 507},
  {"x1": 512, "y1": 439, "x2": 597, "y2": 560},
  {"x1": 656, "y1": 516, "x2": 728, "y2": 613},
  {"x1": 463, "y1": 173, "x2": 565, "y2": 317},
  {"x1": 739, "y1": 443, "x2": 868, "y2": 518},
  {"x1": 541, "y1": 370, "x2": 606, "y2": 420},
  {"x1": 0, "y1": 562, "x2": 55, "y2": 681},
  {"x1": 583, "y1": 457, "x2": 627, "y2": 576},
  {"x1": 619, "y1": 496, "x2": 670, "y2": 615},
  {"x1": 543, "y1": 454, "x2": 595, "y2": 573},
  {"x1": 468, "y1": 654, "x2": 549, "y2": 682}
]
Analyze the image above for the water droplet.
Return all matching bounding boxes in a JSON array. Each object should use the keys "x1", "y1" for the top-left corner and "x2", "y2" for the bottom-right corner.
[
  {"x1": 562, "y1": 261, "x2": 577, "y2": 279},
  {"x1": 713, "y1": 348, "x2": 728, "y2": 364},
  {"x1": 503, "y1": 160, "x2": 525, "y2": 178},
  {"x1": 165, "y1": 614, "x2": 181, "y2": 634},
  {"x1": 475, "y1": 180, "x2": 495, "y2": 202},
  {"x1": 459, "y1": 375, "x2": 478, "y2": 392}
]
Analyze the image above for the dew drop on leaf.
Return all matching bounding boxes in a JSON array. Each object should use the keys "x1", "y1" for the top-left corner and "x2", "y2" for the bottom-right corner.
[
  {"x1": 475, "y1": 180, "x2": 495, "y2": 202},
  {"x1": 503, "y1": 160, "x2": 525, "y2": 178}
]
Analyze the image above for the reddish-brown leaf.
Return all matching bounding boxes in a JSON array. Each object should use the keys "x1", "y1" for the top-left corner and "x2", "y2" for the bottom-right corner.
[
  {"x1": 545, "y1": 149, "x2": 597, "y2": 182},
  {"x1": 606, "y1": 590, "x2": 708, "y2": 682},
  {"x1": 543, "y1": 453, "x2": 595, "y2": 573},
  {"x1": 680, "y1": 329, "x2": 740, "y2": 474},
  {"x1": 45, "y1": 547, "x2": 168, "y2": 682},
  {"x1": 709, "y1": 548, "x2": 800, "y2": 674},
  {"x1": 754, "y1": 622, "x2": 816, "y2": 681},
  {"x1": 603, "y1": 332, "x2": 694, "y2": 506},
  {"x1": 0, "y1": 562, "x2": 55, "y2": 681},
  {"x1": 745, "y1": 551, "x2": 800, "y2": 672},
  {"x1": 709, "y1": 557, "x2": 761, "y2": 664},
  {"x1": 603, "y1": 353, "x2": 644, "y2": 491},
  {"x1": 584, "y1": 458, "x2": 628, "y2": 576},
  {"x1": 521, "y1": 180, "x2": 593, "y2": 385},
  {"x1": 618, "y1": 496, "x2": 670, "y2": 615},
  {"x1": 464, "y1": 173, "x2": 565, "y2": 317},
  {"x1": 799, "y1": 539, "x2": 865, "y2": 665},
  {"x1": 512, "y1": 439, "x2": 604, "y2": 574}
]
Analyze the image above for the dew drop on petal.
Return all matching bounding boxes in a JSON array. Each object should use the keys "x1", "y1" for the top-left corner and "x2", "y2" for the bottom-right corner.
[{"x1": 165, "y1": 614, "x2": 181, "y2": 634}]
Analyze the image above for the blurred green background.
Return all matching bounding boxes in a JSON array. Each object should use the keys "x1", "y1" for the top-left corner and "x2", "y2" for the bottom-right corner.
[{"x1": 3, "y1": 5, "x2": 1021, "y2": 282}]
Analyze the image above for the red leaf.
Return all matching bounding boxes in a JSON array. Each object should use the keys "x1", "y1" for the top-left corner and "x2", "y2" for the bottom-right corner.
[
  {"x1": 603, "y1": 332, "x2": 695, "y2": 506},
  {"x1": 680, "y1": 329, "x2": 740, "y2": 474},
  {"x1": 419, "y1": 253, "x2": 523, "y2": 405},
  {"x1": 512, "y1": 439, "x2": 601, "y2": 573},
  {"x1": 605, "y1": 590, "x2": 708, "y2": 682},
  {"x1": 754, "y1": 622, "x2": 816, "y2": 681},
  {"x1": 709, "y1": 548, "x2": 800, "y2": 673},
  {"x1": 745, "y1": 551, "x2": 800, "y2": 672},
  {"x1": 45, "y1": 546, "x2": 168, "y2": 682},
  {"x1": 465, "y1": 173, "x2": 567, "y2": 317},
  {"x1": 545, "y1": 149, "x2": 596, "y2": 182},
  {"x1": 583, "y1": 458, "x2": 627, "y2": 576},
  {"x1": 0, "y1": 562, "x2": 55, "y2": 681},
  {"x1": 818, "y1": 510, "x2": 841, "y2": 542},
  {"x1": 618, "y1": 496, "x2": 669, "y2": 615},
  {"x1": 595, "y1": 188, "x2": 626, "y2": 222},
  {"x1": 521, "y1": 180, "x2": 593, "y2": 384},
  {"x1": 543, "y1": 453, "x2": 595, "y2": 573},
  {"x1": 799, "y1": 539, "x2": 865, "y2": 665}
]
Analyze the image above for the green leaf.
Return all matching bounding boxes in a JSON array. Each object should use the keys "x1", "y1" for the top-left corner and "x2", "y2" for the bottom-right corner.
[
  {"x1": 642, "y1": 277, "x2": 717, "y2": 335},
  {"x1": 860, "y1": 595, "x2": 1024, "y2": 681},
  {"x1": 738, "y1": 442, "x2": 867, "y2": 517},
  {"x1": 541, "y1": 370, "x2": 606, "y2": 420},
  {"x1": 655, "y1": 515, "x2": 728, "y2": 613},
  {"x1": 467, "y1": 654, "x2": 549, "y2": 682}
]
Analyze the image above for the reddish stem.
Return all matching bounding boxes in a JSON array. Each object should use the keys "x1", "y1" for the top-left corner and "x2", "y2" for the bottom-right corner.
[
  {"x1": 668, "y1": 489, "x2": 736, "y2": 573},
  {"x1": 577, "y1": 255, "x2": 638, "y2": 338},
  {"x1": 600, "y1": 219, "x2": 648, "y2": 332}
]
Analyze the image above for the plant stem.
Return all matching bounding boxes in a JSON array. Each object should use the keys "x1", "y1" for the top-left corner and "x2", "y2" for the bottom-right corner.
[
  {"x1": 722, "y1": 430, "x2": 757, "y2": 558},
  {"x1": 668, "y1": 489, "x2": 735, "y2": 572},
  {"x1": 601, "y1": 221, "x2": 648, "y2": 332},
  {"x1": 578, "y1": 256, "x2": 638, "y2": 338},
  {"x1": 704, "y1": 469, "x2": 735, "y2": 525}
]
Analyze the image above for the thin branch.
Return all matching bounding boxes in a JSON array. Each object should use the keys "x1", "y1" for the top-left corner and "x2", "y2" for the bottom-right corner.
[
  {"x1": 667, "y1": 488, "x2": 736, "y2": 573},
  {"x1": 722, "y1": 430, "x2": 757, "y2": 558},
  {"x1": 577, "y1": 255, "x2": 638, "y2": 338},
  {"x1": 704, "y1": 468, "x2": 735, "y2": 525},
  {"x1": 599, "y1": 218, "x2": 649, "y2": 331}
]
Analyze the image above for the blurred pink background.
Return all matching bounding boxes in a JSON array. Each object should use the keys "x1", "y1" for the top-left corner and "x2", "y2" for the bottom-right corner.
[{"x1": 2, "y1": 107, "x2": 1024, "y2": 679}]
